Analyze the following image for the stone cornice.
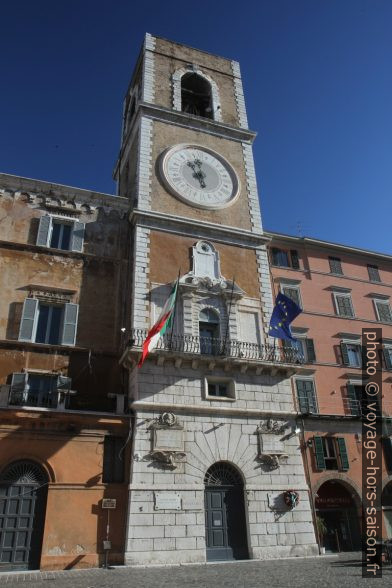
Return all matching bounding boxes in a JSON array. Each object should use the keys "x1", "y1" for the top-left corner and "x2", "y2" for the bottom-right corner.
[
  {"x1": 114, "y1": 102, "x2": 257, "y2": 173},
  {"x1": 0, "y1": 173, "x2": 129, "y2": 217},
  {"x1": 130, "y1": 208, "x2": 270, "y2": 248},
  {"x1": 131, "y1": 400, "x2": 297, "y2": 419}
]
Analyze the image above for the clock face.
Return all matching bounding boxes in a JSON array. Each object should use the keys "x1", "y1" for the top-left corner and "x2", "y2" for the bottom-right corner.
[{"x1": 160, "y1": 144, "x2": 240, "y2": 210}]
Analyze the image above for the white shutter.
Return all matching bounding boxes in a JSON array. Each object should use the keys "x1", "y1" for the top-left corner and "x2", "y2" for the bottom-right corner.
[
  {"x1": 18, "y1": 298, "x2": 38, "y2": 342},
  {"x1": 71, "y1": 221, "x2": 85, "y2": 252},
  {"x1": 61, "y1": 303, "x2": 79, "y2": 346},
  {"x1": 238, "y1": 312, "x2": 261, "y2": 344},
  {"x1": 36, "y1": 215, "x2": 51, "y2": 247}
]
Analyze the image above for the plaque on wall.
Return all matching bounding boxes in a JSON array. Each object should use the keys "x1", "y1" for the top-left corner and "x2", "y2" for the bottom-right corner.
[
  {"x1": 154, "y1": 492, "x2": 182, "y2": 511},
  {"x1": 154, "y1": 428, "x2": 184, "y2": 452},
  {"x1": 261, "y1": 434, "x2": 285, "y2": 454}
]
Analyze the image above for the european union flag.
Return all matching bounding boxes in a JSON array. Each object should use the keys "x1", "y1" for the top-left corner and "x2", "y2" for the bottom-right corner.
[{"x1": 268, "y1": 292, "x2": 302, "y2": 341}]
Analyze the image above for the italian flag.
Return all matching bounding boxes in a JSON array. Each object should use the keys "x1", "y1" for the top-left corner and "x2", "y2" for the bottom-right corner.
[{"x1": 138, "y1": 280, "x2": 178, "y2": 368}]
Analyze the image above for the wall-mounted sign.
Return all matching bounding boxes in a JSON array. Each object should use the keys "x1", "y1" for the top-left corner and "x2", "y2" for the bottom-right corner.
[
  {"x1": 154, "y1": 492, "x2": 182, "y2": 511},
  {"x1": 102, "y1": 498, "x2": 117, "y2": 509}
]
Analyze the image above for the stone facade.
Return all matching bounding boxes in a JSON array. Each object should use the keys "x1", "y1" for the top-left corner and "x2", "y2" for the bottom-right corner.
[{"x1": 119, "y1": 34, "x2": 318, "y2": 565}]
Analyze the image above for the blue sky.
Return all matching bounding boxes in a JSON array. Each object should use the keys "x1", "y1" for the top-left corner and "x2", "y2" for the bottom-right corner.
[{"x1": 1, "y1": 1, "x2": 391, "y2": 253}]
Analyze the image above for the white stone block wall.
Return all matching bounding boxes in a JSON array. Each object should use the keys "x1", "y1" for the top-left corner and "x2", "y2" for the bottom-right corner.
[{"x1": 125, "y1": 368, "x2": 318, "y2": 564}]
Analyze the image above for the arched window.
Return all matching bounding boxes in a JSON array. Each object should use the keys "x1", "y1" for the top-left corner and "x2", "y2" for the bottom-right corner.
[
  {"x1": 199, "y1": 308, "x2": 219, "y2": 355},
  {"x1": 181, "y1": 73, "x2": 213, "y2": 119}
]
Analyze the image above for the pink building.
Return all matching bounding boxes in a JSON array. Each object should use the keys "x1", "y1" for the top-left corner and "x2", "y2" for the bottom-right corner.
[{"x1": 267, "y1": 232, "x2": 392, "y2": 552}]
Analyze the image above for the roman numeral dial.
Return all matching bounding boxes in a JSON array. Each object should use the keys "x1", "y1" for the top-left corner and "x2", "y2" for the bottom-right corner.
[{"x1": 160, "y1": 144, "x2": 240, "y2": 210}]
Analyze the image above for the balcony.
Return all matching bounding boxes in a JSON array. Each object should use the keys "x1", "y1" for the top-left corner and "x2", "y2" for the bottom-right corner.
[
  {"x1": 124, "y1": 329, "x2": 304, "y2": 369},
  {"x1": 0, "y1": 385, "x2": 71, "y2": 410}
]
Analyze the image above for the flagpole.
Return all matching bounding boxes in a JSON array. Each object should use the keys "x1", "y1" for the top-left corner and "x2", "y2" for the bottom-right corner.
[
  {"x1": 168, "y1": 269, "x2": 181, "y2": 351},
  {"x1": 223, "y1": 277, "x2": 235, "y2": 355}
]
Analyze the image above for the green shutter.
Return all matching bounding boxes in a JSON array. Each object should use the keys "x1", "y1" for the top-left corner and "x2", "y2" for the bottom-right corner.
[
  {"x1": 314, "y1": 436, "x2": 326, "y2": 470},
  {"x1": 103, "y1": 436, "x2": 125, "y2": 483},
  {"x1": 305, "y1": 338, "x2": 316, "y2": 362},
  {"x1": 337, "y1": 437, "x2": 349, "y2": 471},
  {"x1": 341, "y1": 343, "x2": 350, "y2": 365},
  {"x1": 384, "y1": 349, "x2": 392, "y2": 371},
  {"x1": 18, "y1": 298, "x2": 38, "y2": 342},
  {"x1": 296, "y1": 379, "x2": 317, "y2": 413},
  {"x1": 346, "y1": 384, "x2": 360, "y2": 416},
  {"x1": 383, "y1": 438, "x2": 392, "y2": 473},
  {"x1": 290, "y1": 250, "x2": 300, "y2": 269}
]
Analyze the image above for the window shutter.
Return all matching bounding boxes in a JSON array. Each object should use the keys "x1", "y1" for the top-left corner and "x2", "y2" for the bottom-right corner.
[
  {"x1": 57, "y1": 376, "x2": 72, "y2": 391},
  {"x1": 367, "y1": 265, "x2": 381, "y2": 282},
  {"x1": 340, "y1": 342, "x2": 350, "y2": 365},
  {"x1": 305, "y1": 338, "x2": 316, "y2": 362},
  {"x1": 103, "y1": 436, "x2": 125, "y2": 483},
  {"x1": 314, "y1": 436, "x2": 326, "y2": 470},
  {"x1": 383, "y1": 438, "x2": 392, "y2": 473},
  {"x1": 346, "y1": 383, "x2": 360, "y2": 416},
  {"x1": 384, "y1": 349, "x2": 392, "y2": 371},
  {"x1": 0, "y1": 385, "x2": 10, "y2": 407},
  {"x1": 271, "y1": 248, "x2": 279, "y2": 265},
  {"x1": 36, "y1": 215, "x2": 51, "y2": 247},
  {"x1": 376, "y1": 301, "x2": 392, "y2": 323},
  {"x1": 296, "y1": 379, "x2": 317, "y2": 413},
  {"x1": 71, "y1": 221, "x2": 85, "y2": 252},
  {"x1": 18, "y1": 298, "x2": 38, "y2": 342},
  {"x1": 290, "y1": 250, "x2": 300, "y2": 269},
  {"x1": 337, "y1": 437, "x2": 349, "y2": 471},
  {"x1": 329, "y1": 257, "x2": 343, "y2": 275},
  {"x1": 61, "y1": 303, "x2": 79, "y2": 346},
  {"x1": 10, "y1": 373, "x2": 27, "y2": 404}
]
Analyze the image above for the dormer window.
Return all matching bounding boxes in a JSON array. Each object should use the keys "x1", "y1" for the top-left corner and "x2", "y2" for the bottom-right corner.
[{"x1": 181, "y1": 73, "x2": 213, "y2": 119}]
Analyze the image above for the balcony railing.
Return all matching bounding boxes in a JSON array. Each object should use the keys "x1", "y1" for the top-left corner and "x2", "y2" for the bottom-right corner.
[
  {"x1": 129, "y1": 329, "x2": 304, "y2": 365},
  {"x1": 1, "y1": 386, "x2": 69, "y2": 410}
]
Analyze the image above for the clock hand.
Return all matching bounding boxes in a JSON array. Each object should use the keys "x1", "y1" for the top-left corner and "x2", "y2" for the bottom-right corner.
[{"x1": 187, "y1": 159, "x2": 206, "y2": 189}]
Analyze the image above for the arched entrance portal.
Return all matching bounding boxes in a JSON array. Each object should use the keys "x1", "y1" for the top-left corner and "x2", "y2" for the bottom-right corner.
[
  {"x1": 204, "y1": 462, "x2": 248, "y2": 561},
  {"x1": 315, "y1": 480, "x2": 361, "y2": 552},
  {"x1": 0, "y1": 461, "x2": 48, "y2": 570}
]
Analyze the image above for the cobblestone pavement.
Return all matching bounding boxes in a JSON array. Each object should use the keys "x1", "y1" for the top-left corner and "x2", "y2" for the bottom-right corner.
[{"x1": 1, "y1": 554, "x2": 391, "y2": 588}]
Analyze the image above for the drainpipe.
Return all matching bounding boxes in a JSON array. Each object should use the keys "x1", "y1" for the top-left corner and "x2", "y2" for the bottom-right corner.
[{"x1": 300, "y1": 415, "x2": 321, "y2": 555}]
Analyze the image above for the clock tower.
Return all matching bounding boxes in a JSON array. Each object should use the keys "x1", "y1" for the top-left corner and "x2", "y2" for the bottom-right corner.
[{"x1": 117, "y1": 34, "x2": 318, "y2": 565}]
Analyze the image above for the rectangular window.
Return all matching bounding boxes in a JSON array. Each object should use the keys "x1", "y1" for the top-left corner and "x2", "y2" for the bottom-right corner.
[
  {"x1": 18, "y1": 298, "x2": 79, "y2": 346},
  {"x1": 271, "y1": 248, "x2": 290, "y2": 267},
  {"x1": 9, "y1": 373, "x2": 71, "y2": 409},
  {"x1": 102, "y1": 436, "x2": 125, "y2": 483},
  {"x1": 329, "y1": 256, "x2": 343, "y2": 275},
  {"x1": 341, "y1": 342, "x2": 362, "y2": 367},
  {"x1": 205, "y1": 379, "x2": 235, "y2": 400},
  {"x1": 335, "y1": 294, "x2": 354, "y2": 317},
  {"x1": 345, "y1": 383, "x2": 362, "y2": 416},
  {"x1": 295, "y1": 379, "x2": 318, "y2": 413},
  {"x1": 384, "y1": 347, "x2": 392, "y2": 371},
  {"x1": 50, "y1": 221, "x2": 72, "y2": 250},
  {"x1": 374, "y1": 300, "x2": 392, "y2": 323},
  {"x1": 285, "y1": 338, "x2": 316, "y2": 363},
  {"x1": 282, "y1": 285, "x2": 302, "y2": 308},
  {"x1": 36, "y1": 215, "x2": 85, "y2": 252},
  {"x1": 368, "y1": 264, "x2": 381, "y2": 282},
  {"x1": 313, "y1": 436, "x2": 349, "y2": 471}
]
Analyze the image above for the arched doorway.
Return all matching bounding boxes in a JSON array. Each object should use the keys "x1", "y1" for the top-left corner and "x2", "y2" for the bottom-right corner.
[
  {"x1": 0, "y1": 461, "x2": 48, "y2": 570},
  {"x1": 315, "y1": 480, "x2": 361, "y2": 552},
  {"x1": 204, "y1": 462, "x2": 248, "y2": 561},
  {"x1": 382, "y1": 482, "x2": 392, "y2": 538}
]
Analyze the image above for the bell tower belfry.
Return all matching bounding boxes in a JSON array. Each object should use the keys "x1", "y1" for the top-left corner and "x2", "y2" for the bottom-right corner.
[{"x1": 118, "y1": 34, "x2": 318, "y2": 566}]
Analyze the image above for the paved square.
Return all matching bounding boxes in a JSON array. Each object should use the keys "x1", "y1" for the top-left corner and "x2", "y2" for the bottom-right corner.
[{"x1": 1, "y1": 554, "x2": 392, "y2": 588}]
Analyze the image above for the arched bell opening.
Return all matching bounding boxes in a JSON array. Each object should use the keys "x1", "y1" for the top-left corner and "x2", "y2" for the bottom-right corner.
[{"x1": 204, "y1": 462, "x2": 248, "y2": 561}]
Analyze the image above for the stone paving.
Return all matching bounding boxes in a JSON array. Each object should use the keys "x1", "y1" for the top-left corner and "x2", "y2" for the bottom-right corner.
[{"x1": 1, "y1": 554, "x2": 391, "y2": 587}]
